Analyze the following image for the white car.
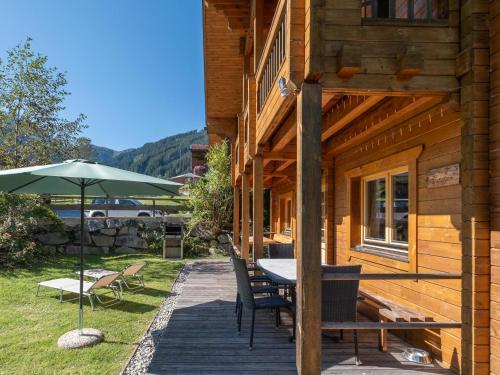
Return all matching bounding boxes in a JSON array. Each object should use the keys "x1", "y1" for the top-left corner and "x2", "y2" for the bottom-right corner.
[{"x1": 87, "y1": 198, "x2": 161, "y2": 218}]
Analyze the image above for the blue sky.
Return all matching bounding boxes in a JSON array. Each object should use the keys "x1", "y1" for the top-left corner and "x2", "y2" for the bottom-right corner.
[{"x1": 0, "y1": 1, "x2": 205, "y2": 150}]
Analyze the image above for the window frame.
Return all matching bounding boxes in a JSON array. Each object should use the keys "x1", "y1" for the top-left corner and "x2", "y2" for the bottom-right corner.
[
  {"x1": 361, "y1": 167, "x2": 410, "y2": 260},
  {"x1": 361, "y1": 0, "x2": 449, "y2": 23},
  {"x1": 345, "y1": 145, "x2": 422, "y2": 272}
]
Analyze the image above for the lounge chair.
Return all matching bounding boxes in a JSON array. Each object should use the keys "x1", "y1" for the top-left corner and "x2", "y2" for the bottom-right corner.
[
  {"x1": 120, "y1": 263, "x2": 146, "y2": 291},
  {"x1": 36, "y1": 272, "x2": 122, "y2": 310},
  {"x1": 77, "y1": 263, "x2": 146, "y2": 293}
]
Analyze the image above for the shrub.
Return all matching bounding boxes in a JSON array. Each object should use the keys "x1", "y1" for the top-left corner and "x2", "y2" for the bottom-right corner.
[
  {"x1": 0, "y1": 193, "x2": 62, "y2": 267},
  {"x1": 183, "y1": 236, "x2": 209, "y2": 258},
  {"x1": 141, "y1": 228, "x2": 163, "y2": 255},
  {"x1": 187, "y1": 141, "x2": 232, "y2": 236}
]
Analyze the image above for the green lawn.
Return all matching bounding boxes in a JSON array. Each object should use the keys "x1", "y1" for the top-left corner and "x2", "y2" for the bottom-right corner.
[{"x1": 0, "y1": 254, "x2": 185, "y2": 375}]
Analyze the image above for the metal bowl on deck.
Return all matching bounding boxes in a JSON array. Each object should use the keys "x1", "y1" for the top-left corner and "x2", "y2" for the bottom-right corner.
[{"x1": 402, "y1": 348, "x2": 432, "y2": 364}]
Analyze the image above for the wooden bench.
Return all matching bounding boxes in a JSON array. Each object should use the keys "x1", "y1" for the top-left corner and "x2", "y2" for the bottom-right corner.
[
  {"x1": 358, "y1": 288, "x2": 433, "y2": 352},
  {"x1": 272, "y1": 233, "x2": 293, "y2": 243}
]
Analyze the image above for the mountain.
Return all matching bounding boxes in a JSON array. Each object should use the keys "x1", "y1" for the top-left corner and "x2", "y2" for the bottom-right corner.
[{"x1": 92, "y1": 129, "x2": 208, "y2": 178}]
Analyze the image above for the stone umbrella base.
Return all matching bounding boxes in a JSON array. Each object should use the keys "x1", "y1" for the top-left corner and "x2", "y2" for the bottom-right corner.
[{"x1": 57, "y1": 328, "x2": 103, "y2": 349}]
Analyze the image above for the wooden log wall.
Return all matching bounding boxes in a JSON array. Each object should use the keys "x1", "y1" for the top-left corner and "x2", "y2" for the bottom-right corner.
[
  {"x1": 333, "y1": 103, "x2": 463, "y2": 370},
  {"x1": 319, "y1": 0, "x2": 460, "y2": 93},
  {"x1": 490, "y1": 0, "x2": 500, "y2": 373}
]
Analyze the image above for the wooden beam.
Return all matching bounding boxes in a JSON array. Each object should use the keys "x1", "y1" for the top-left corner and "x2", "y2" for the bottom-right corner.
[
  {"x1": 321, "y1": 95, "x2": 385, "y2": 141},
  {"x1": 336, "y1": 44, "x2": 361, "y2": 79},
  {"x1": 325, "y1": 96, "x2": 441, "y2": 156},
  {"x1": 233, "y1": 186, "x2": 240, "y2": 246},
  {"x1": 263, "y1": 150, "x2": 296, "y2": 161},
  {"x1": 271, "y1": 110, "x2": 297, "y2": 150},
  {"x1": 252, "y1": 155, "x2": 264, "y2": 260},
  {"x1": 241, "y1": 172, "x2": 250, "y2": 260},
  {"x1": 396, "y1": 46, "x2": 424, "y2": 81},
  {"x1": 296, "y1": 82, "x2": 322, "y2": 375},
  {"x1": 275, "y1": 160, "x2": 295, "y2": 172}
]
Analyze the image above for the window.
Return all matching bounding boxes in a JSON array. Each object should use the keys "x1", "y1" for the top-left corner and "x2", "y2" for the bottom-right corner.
[
  {"x1": 346, "y1": 145, "x2": 422, "y2": 271},
  {"x1": 362, "y1": 169, "x2": 409, "y2": 260},
  {"x1": 361, "y1": 0, "x2": 448, "y2": 20}
]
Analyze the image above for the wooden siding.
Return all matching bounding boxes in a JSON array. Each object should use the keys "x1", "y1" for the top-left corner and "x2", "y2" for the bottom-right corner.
[
  {"x1": 203, "y1": 4, "x2": 243, "y2": 126},
  {"x1": 491, "y1": 0, "x2": 500, "y2": 374},
  {"x1": 333, "y1": 104, "x2": 463, "y2": 370},
  {"x1": 319, "y1": 0, "x2": 460, "y2": 94}
]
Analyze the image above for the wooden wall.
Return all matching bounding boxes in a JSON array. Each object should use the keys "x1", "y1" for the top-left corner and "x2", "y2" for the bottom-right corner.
[
  {"x1": 490, "y1": 0, "x2": 500, "y2": 373},
  {"x1": 319, "y1": 0, "x2": 460, "y2": 93},
  {"x1": 332, "y1": 104, "x2": 463, "y2": 369}
]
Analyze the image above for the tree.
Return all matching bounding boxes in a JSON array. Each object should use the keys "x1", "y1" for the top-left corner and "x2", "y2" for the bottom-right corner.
[
  {"x1": 187, "y1": 141, "x2": 232, "y2": 235},
  {"x1": 0, "y1": 37, "x2": 87, "y2": 168}
]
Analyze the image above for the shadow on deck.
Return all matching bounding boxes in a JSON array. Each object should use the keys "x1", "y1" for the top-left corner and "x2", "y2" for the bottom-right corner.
[{"x1": 147, "y1": 260, "x2": 453, "y2": 375}]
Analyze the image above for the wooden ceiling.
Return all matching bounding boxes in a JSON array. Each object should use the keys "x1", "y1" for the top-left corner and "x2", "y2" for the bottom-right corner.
[{"x1": 261, "y1": 93, "x2": 445, "y2": 187}]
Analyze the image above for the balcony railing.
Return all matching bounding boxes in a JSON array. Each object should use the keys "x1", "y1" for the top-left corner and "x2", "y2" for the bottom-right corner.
[{"x1": 257, "y1": 5, "x2": 286, "y2": 113}]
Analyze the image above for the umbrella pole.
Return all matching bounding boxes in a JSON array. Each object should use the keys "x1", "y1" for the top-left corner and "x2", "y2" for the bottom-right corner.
[{"x1": 79, "y1": 180, "x2": 85, "y2": 334}]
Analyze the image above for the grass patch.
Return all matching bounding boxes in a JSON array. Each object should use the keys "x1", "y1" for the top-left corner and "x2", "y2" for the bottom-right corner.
[{"x1": 0, "y1": 254, "x2": 185, "y2": 375}]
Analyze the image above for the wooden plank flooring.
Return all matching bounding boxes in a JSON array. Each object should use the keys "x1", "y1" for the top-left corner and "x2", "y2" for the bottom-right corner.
[{"x1": 147, "y1": 260, "x2": 453, "y2": 375}]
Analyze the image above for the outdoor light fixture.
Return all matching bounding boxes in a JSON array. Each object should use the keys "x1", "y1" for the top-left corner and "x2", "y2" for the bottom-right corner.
[{"x1": 278, "y1": 76, "x2": 298, "y2": 97}]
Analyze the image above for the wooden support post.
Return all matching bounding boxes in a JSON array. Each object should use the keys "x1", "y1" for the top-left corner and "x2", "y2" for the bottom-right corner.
[
  {"x1": 233, "y1": 185, "x2": 240, "y2": 247},
  {"x1": 296, "y1": 82, "x2": 322, "y2": 375},
  {"x1": 241, "y1": 173, "x2": 250, "y2": 260},
  {"x1": 459, "y1": 0, "x2": 490, "y2": 372},
  {"x1": 253, "y1": 155, "x2": 264, "y2": 261}
]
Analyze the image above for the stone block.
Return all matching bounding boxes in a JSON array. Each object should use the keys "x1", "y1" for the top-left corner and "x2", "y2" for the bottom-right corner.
[
  {"x1": 106, "y1": 219, "x2": 122, "y2": 229},
  {"x1": 74, "y1": 231, "x2": 92, "y2": 245},
  {"x1": 87, "y1": 220, "x2": 105, "y2": 232},
  {"x1": 92, "y1": 234, "x2": 115, "y2": 247},
  {"x1": 99, "y1": 228, "x2": 116, "y2": 236},
  {"x1": 37, "y1": 232, "x2": 69, "y2": 245},
  {"x1": 118, "y1": 226, "x2": 138, "y2": 237},
  {"x1": 217, "y1": 234, "x2": 230, "y2": 244},
  {"x1": 115, "y1": 235, "x2": 146, "y2": 249}
]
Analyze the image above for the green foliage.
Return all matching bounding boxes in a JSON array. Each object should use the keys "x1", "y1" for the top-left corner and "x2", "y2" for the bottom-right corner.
[
  {"x1": 182, "y1": 236, "x2": 209, "y2": 258},
  {"x1": 0, "y1": 193, "x2": 63, "y2": 266},
  {"x1": 92, "y1": 129, "x2": 208, "y2": 178},
  {"x1": 0, "y1": 37, "x2": 87, "y2": 168},
  {"x1": 187, "y1": 141, "x2": 232, "y2": 235},
  {"x1": 141, "y1": 228, "x2": 163, "y2": 255}
]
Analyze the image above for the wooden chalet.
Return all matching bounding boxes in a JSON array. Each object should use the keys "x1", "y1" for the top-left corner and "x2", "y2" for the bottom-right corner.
[{"x1": 202, "y1": 0, "x2": 499, "y2": 373}]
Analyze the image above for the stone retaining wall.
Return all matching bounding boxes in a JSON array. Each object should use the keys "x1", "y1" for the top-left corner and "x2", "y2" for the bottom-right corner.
[
  {"x1": 38, "y1": 217, "x2": 170, "y2": 255},
  {"x1": 36, "y1": 216, "x2": 232, "y2": 257}
]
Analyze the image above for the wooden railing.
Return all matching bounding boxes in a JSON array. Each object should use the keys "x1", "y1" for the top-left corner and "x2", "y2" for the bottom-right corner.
[{"x1": 257, "y1": 1, "x2": 287, "y2": 112}]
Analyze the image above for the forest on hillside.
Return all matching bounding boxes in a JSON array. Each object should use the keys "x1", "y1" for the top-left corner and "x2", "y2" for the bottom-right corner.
[{"x1": 92, "y1": 129, "x2": 208, "y2": 178}]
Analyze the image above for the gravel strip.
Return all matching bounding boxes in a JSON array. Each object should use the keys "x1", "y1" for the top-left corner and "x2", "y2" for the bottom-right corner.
[{"x1": 122, "y1": 262, "x2": 193, "y2": 375}]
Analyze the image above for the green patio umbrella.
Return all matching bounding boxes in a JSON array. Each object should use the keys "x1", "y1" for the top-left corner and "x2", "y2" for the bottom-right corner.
[{"x1": 0, "y1": 159, "x2": 181, "y2": 346}]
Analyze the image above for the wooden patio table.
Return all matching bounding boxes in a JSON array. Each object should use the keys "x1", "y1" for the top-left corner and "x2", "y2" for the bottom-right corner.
[{"x1": 256, "y1": 258, "x2": 297, "y2": 285}]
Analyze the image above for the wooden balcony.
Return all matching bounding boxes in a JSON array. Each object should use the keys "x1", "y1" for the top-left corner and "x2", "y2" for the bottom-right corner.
[{"x1": 255, "y1": 0, "x2": 303, "y2": 147}]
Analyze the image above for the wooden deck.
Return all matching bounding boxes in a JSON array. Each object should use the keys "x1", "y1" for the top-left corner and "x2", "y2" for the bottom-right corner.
[{"x1": 147, "y1": 260, "x2": 453, "y2": 375}]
